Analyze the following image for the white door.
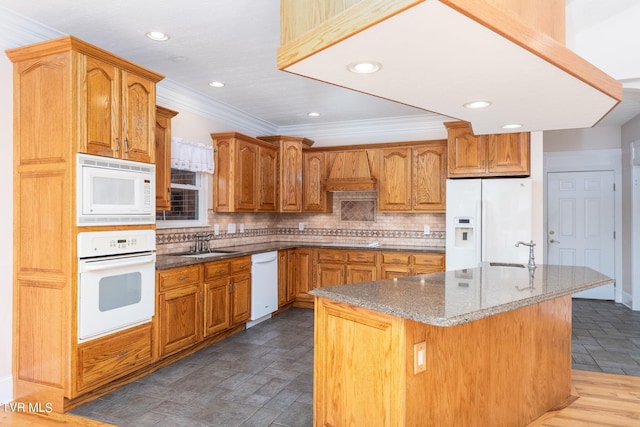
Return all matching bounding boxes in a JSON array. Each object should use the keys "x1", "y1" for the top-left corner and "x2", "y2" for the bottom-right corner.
[{"x1": 547, "y1": 171, "x2": 615, "y2": 299}]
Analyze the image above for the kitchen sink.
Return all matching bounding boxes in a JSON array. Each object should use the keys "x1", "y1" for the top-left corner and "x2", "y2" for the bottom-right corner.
[
  {"x1": 489, "y1": 262, "x2": 525, "y2": 268},
  {"x1": 181, "y1": 250, "x2": 240, "y2": 259}
]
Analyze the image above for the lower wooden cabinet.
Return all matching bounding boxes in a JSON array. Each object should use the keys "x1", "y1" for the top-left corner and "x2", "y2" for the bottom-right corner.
[
  {"x1": 379, "y1": 252, "x2": 446, "y2": 279},
  {"x1": 316, "y1": 249, "x2": 378, "y2": 288},
  {"x1": 156, "y1": 256, "x2": 251, "y2": 359},
  {"x1": 76, "y1": 323, "x2": 154, "y2": 393}
]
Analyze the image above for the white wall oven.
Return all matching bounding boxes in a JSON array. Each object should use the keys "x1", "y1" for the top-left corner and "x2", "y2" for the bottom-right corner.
[
  {"x1": 77, "y1": 153, "x2": 155, "y2": 226},
  {"x1": 77, "y1": 230, "x2": 156, "y2": 343}
]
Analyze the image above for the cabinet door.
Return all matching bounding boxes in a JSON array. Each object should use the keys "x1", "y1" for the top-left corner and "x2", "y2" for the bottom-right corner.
[
  {"x1": 204, "y1": 278, "x2": 230, "y2": 336},
  {"x1": 293, "y1": 248, "x2": 314, "y2": 303},
  {"x1": 346, "y1": 264, "x2": 377, "y2": 285},
  {"x1": 258, "y1": 145, "x2": 278, "y2": 212},
  {"x1": 280, "y1": 140, "x2": 303, "y2": 212},
  {"x1": 158, "y1": 284, "x2": 202, "y2": 358},
  {"x1": 121, "y1": 71, "x2": 155, "y2": 163},
  {"x1": 413, "y1": 143, "x2": 446, "y2": 212},
  {"x1": 278, "y1": 250, "x2": 289, "y2": 307},
  {"x1": 230, "y1": 273, "x2": 251, "y2": 326},
  {"x1": 317, "y1": 263, "x2": 345, "y2": 288},
  {"x1": 487, "y1": 132, "x2": 530, "y2": 176},
  {"x1": 303, "y1": 151, "x2": 332, "y2": 212},
  {"x1": 213, "y1": 137, "x2": 233, "y2": 212},
  {"x1": 379, "y1": 265, "x2": 413, "y2": 279},
  {"x1": 81, "y1": 55, "x2": 120, "y2": 158},
  {"x1": 446, "y1": 122, "x2": 487, "y2": 177},
  {"x1": 235, "y1": 140, "x2": 258, "y2": 211},
  {"x1": 155, "y1": 106, "x2": 178, "y2": 210},
  {"x1": 378, "y1": 147, "x2": 412, "y2": 211}
]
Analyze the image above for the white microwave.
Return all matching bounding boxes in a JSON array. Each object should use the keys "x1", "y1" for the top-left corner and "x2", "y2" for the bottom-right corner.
[{"x1": 77, "y1": 153, "x2": 156, "y2": 226}]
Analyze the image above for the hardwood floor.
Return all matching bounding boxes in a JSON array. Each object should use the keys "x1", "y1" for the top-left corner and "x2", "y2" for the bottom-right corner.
[{"x1": 2, "y1": 370, "x2": 639, "y2": 426}]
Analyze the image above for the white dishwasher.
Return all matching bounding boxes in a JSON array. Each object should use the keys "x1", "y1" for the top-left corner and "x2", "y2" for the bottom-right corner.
[{"x1": 247, "y1": 251, "x2": 278, "y2": 328}]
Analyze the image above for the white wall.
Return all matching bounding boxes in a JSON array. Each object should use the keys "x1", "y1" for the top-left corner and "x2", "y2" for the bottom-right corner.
[
  {"x1": 0, "y1": 53, "x2": 14, "y2": 403},
  {"x1": 543, "y1": 126, "x2": 621, "y2": 151},
  {"x1": 622, "y1": 115, "x2": 640, "y2": 308}
]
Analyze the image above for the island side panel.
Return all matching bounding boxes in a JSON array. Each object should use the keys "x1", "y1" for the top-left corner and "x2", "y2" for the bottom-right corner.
[
  {"x1": 404, "y1": 295, "x2": 573, "y2": 425},
  {"x1": 314, "y1": 297, "x2": 407, "y2": 427}
]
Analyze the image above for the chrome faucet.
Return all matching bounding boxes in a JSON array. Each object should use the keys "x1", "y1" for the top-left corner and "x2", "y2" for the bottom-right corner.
[{"x1": 515, "y1": 240, "x2": 536, "y2": 269}]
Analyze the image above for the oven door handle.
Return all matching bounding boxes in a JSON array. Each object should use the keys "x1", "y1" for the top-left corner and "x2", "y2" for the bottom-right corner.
[{"x1": 81, "y1": 254, "x2": 155, "y2": 272}]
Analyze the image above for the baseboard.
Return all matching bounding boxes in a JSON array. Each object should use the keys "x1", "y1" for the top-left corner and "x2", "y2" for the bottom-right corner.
[
  {"x1": 621, "y1": 291, "x2": 633, "y2": 310},
  {"x1": 0, "y1": 374, "x2": 12, "y2": 404}
]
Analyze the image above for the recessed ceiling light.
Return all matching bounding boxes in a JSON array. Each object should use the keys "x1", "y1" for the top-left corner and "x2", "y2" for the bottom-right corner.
[
  {"x1": 145, "y1": 31, "x2": 170, "y2": 41},
  {"x1": 209, "y1": 81, "x2": 225, "y2": 88},
  {"x1": 347, "y1": 61, "x2": 382, "y2": 74},
  {"x1": 463, "y1": 100, "x2": 492, "y2": 109},
  {"x1": 308, "y1": 112, "x2": 320, "y2": 117},
  {"x1": 501, "y1": 123, "x2": 523, "y2": 130}
]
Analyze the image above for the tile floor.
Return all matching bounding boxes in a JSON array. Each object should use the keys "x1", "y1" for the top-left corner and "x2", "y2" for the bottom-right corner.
[{"x1": 72, "y1": 300, "x2": 640, "y2": 426}]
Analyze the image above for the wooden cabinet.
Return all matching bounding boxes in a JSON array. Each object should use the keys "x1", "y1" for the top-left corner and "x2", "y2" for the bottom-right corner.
[
  {"x1": 157, "y1": 265, "x2": 203, "y2": 358},
  {"x1": 211, "y1": 132, "x2": 278, "y2": 212},
  {"x1": 291, "y1": 248, "x2": 314, "y2": 306},
  {"x1": 203, "y1": 260, "x2": 231, "y2": 336},
  {"x1": 378, "y1": 141, "x2": 447, "y2": 212},
  {"x1": 379, "y1": 252, "x2": 446, "y2": 279},
  {"x1": 278, "y1": 249, "x2": 302, "y2": 308},
  {"x1": 7, "y1": 36, "x2": 163, "y2": 408},
  {"x1": 229, "y1": 257, "x2": 252, "y2": 326},
  {"x1": 81, "y1": 55, "x2": 157, "y2": 163},
  {"x1": 258, "y1": 135, "x2": 314, "y2": 212},
  {"x1": 446, "y1": 121, "x2": 530, "y2": 177},
  {"x1": 303, "y1": 151, "x2": 332, "y2": 212},
  {"x1": 316, "y1": 249, "x2": 378, "y2": 288},
  {"x1": 258, "y1": 144, "x2": 278, "y2": 211},
  {"x1": 76, "y1": 323, "x2": 153, "y2": 393},
  {"x1": 155, "y1": 106, "x2": 179, "y2": 210}
]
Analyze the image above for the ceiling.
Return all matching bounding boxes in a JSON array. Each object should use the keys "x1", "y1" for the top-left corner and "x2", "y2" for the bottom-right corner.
[{"x1": 1, "y1": 0, "x2": 638, "y2": 133}]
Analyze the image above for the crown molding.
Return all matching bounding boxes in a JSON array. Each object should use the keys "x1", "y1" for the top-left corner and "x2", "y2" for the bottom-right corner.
[{"x1": 0, "y1": 7, "x2": 63, "y2": 47}]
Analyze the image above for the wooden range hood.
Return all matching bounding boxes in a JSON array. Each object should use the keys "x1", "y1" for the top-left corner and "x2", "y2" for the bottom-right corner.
[
  {"x1": 278, "y1": 0, "x2": 622, "y2": 135},
  {"x1": 323, "y1": 150, "x2": 377, "y2": 191}
]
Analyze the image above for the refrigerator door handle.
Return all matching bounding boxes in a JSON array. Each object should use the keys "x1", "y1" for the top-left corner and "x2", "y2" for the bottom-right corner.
[{"x1": 478, "y1": 199, "x2": 484, "y2": 267}]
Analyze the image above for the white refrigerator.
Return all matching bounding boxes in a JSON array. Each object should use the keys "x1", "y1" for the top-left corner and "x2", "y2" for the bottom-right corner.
[{"x1": 446, "y1": 178, "x2": 533, "y2": 270}]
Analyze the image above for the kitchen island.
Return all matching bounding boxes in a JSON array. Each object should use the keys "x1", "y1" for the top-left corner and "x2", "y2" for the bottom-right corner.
[{"x1": 309, "y1": 264, "x2": 613, "y2": 426}]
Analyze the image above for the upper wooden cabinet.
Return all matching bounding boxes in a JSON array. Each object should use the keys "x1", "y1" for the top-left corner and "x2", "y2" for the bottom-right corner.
[
  {"x1": 303, "y1": 151, "x2": 333, "y2": 213},
  {"x1": 155, "y1": 106, "x2": 179, "y2": 211},
  {"x1": 211, "y1": 132, "x2": 278, "y2": 212},
  {"x1": 258, "y1": 135, "x2": 314, "y2": 212},
  {"x1": 81, "y1": 56, "x2": 157, "y2": 163},
  {"x1": 378, "y1": 141, "x2": 447, "y2": 212},
  {"x1": 445, "y1": 121, "x2": 530, "y2": 178}
]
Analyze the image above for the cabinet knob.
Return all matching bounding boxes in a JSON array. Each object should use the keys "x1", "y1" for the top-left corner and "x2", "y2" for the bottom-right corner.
[{"x1": 178, "y1": 275, "x2": 188, "y2": 280}]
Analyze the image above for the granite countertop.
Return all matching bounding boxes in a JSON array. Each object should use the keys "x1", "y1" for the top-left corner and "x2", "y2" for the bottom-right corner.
[
  {"x1": 309, "y1": 263, "x2": 614, "y2": 327},
  {"x1": 156, "y1": 241, "x2": 445, "y2": 270}
]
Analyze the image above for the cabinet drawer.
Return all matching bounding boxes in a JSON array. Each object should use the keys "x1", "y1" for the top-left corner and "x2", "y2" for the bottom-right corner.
[
  {"x1": 204, "y1": 260, "x2": 230, "y2": 280},
  {"x1": 380, "y1": 252, "x2": 411, "y2": 265},
  {"x1": 77, "y1": 323, "x2": 153, "y2": 392},
  {"x1": 230, "y1": 256, "x2": 251, "y2": 274},
  {"x1": 413, "y1": 253, "x2": 445, "y2": 267},
  {"x1": 317, "y1": 250, "x2": 346, "y2": 263},
  {"x1": 346, "y1": 251, "x2": 377, "y2": 265},
  {"x1": 158, "y1": 265, "x2": 201, "y2": 292}
]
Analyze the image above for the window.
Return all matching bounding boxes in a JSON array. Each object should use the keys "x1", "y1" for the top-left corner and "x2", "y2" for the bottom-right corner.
[{"x1": 156, "y1": 168, "x2": 208, "y2": 228}]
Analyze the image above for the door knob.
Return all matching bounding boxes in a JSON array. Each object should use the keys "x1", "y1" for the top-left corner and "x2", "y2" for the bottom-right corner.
[{"x1": 549, "y1": 239, "x2": 560, "y2": 244}]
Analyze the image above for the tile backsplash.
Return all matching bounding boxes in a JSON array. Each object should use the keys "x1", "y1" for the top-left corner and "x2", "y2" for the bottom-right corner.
[{"x1": 156, "y1": 191, "x2": 445, "y2": 255}]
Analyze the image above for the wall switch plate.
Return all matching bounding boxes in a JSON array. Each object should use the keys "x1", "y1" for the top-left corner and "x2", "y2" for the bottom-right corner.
[
  {"x1": 228, "y1": 223, "x2": 236, "y2": 234},
  {"x1": 413, "y1": 341, "x2": 427, "y2": 374},
  {"x1": 214, "y1": 224, "x2": 220, "y2": 236},
  {"x1": 423, "y1": 225, "x2": 431, "y2": 235},
  {"x1": 299, "y1": 222, "x2": 304, "y2": 231},
  {"x1": 239, "y1": 223, "x2": 245, "y2": 233}
]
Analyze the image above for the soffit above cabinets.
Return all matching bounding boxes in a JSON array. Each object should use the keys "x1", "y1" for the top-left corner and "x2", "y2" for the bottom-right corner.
[{"x1": 278, "y1": 0, "x2": 622, "y2": 135}]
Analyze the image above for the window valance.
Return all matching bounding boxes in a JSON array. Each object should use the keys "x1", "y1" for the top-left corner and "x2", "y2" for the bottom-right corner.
[{"x1": 171, "y1": 137, "x2": 214, "y2": 174}]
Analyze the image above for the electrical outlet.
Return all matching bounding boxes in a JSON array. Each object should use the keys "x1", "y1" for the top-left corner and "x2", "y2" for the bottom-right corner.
[
  {"x1": 299, "y1": 222, "x2": 304, "y2": 231},
  {"x1": 239, "y1": 223, "x2": 245, "y2": 233},
  {"x1": 214, "y1": 224, "x2": 220, "y2": 236},
  {"x1": 423, "y1": 225, "x2": 431, "y2": 235},
  {"x1": 228, "y1": 223, "x2": 236, "y2": 234},
  {"x1": 413, "y1": 341, "x2": 427, "y2": 374}
]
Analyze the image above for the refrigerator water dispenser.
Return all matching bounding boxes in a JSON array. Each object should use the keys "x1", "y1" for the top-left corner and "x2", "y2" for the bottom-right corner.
[{"x1": 454, "y1": 217, "x2": 474, "y2": 247}]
